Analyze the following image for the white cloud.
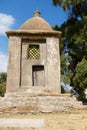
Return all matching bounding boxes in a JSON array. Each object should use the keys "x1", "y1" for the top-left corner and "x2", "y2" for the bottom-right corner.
[
  {"x1": 0, "y1": 52, "x2": 8, "y2": 72},
  {"x1": 0, "y1": 13, "x2": 15, "y2": 35}
]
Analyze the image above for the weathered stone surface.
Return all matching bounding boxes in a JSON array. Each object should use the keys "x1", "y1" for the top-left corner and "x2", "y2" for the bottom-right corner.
[
  {"x1": 7, "y1": 36, "x2": 21, "y2": 92},
  {"x1": 4, "y1": 12, "x2": 84, "y2": 114},
  {"x1": 0, "y1": 93, "x2": 82, "y2": 113},
  {"x1": 6, "y1": 12, "x2": 61, "y2": 94}
]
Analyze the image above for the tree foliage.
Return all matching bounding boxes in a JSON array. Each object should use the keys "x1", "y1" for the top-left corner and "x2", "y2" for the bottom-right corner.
[
  {"x1": 0, "y1": 72, "x2": 7, "y2": 83},
  {"x1": 0, "y1": 72, "x2": 7, "y2": 97},
  {"x1": 52, "y1": 0, "x2": 85, "y2": 7},
  {"x1": 60, "y1": 17, "x2": 87, "y2": 100},
  {"x1": 52, "y1": 0, "x2": 87, "y2": 101},
  {"x1": 60, "y1": 16, "x2": 87, "y2": 69},
  {"x1": 52, "y1": 0, "x2": 87, "y2": 17},
  {"x1": 73, "y1": 58, "x2": 87, "y2": 101}
]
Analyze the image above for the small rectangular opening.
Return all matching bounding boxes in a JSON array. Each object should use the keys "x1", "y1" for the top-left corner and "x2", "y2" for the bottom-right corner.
[
  {"x1": 32, "y1": 65, "x2": 45, "y2": 86},
  {"x1": 28, "y1": 45, "x2": 40, "y2": 59}
]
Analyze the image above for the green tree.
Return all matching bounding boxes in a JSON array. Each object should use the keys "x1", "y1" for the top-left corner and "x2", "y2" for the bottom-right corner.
[
  {"x1": 52, "y1": 0, "x2": 84, "y2": 7},
  {"x1": 52, "y1": 0, "x2": 87, "y2": 17},
  {"x1": 0, "y1": 72, "x2": 7, "y2": 97},
  {"x1": 60, "y1": 54, "x2": 73, "y2": 83},
  {"x1": 59, "y1": 16, "x2": 87, "y2": 70},
  {"x1": 61, "y1": 54, "x2": 68, "y2": 74},
  {"x1": 52, "y1": 0, "x2": 87, "y2": 100},
  {"x1": 0, "y1": 83, "x2": 6, "y2": 97},
  {"x1": 70, "y1": 16, "x2": 87, "y2": 60},
  {"x1": 0, "y1": 72, "x2": 7, "y2": 83},
  {"x1": 73, "y1": 58, "x2": 87, "y2": 101}
]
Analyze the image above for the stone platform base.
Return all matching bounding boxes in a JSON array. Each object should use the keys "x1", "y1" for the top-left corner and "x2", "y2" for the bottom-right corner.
[{"x1": 0, "y1": 92, "x2": 83, "y2": 113}]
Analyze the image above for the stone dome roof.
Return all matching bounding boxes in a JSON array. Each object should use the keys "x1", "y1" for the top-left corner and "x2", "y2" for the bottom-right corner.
[{"x1": 19, "y1": 11, "x2": 53, "y2": 31}]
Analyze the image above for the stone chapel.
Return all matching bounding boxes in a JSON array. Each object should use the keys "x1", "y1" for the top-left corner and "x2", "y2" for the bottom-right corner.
[
  {"x1": 6, "y1": 11, "x2": 62, "y2": 94},
  {"x1": 0, "y1": 12, "x2": 82, "y2": 113}
]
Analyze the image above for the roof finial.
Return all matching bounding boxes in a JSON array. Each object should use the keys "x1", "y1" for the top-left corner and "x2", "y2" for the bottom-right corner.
[{"x1": 34, "y1": 10, "x2": 40, "y2": 17}]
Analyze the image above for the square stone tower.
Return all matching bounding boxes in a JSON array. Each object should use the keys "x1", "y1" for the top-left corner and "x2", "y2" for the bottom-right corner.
[{"x1": 6, "y1": 12, "x2": 62, "y2": 94}]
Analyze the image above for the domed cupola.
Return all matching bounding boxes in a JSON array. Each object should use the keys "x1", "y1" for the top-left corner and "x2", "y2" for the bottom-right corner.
[{"x1": 19, "y1": 11, "x2": 53, "y2": 31}]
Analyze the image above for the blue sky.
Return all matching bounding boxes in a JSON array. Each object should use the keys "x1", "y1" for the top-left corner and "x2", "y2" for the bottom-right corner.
[{"x1": 0, "y1": 0, "x2": 68, "y2": 72}]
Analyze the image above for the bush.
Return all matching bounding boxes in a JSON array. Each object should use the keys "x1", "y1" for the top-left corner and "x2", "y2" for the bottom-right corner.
[
  {"x1": 0, "y1": 83, "x2": 6, "y2": 97},
  {"x1": 0, "y1": 72, "x2": 7, "y2": 83},
  {"x1": 0, "y1": 72, "x2": 7, "y2": 97}
]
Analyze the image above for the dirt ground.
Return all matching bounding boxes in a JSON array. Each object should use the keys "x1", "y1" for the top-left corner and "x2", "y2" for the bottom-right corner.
[{"x1": 0, "y1": 112, "x2": 87, "y2": 130}]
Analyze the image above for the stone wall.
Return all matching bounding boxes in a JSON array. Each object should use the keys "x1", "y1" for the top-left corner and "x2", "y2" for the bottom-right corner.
[
  {"x1": 7, "y1": 36, "x2": 21, "y2": 92},
  {"x1": 47, "y1": 37, "x2": 60, "y2": 94},
  {"x1": 0, "y1": 92, "x2": 82, "y2": 113},
  {"x1": 6, "y1": 33, "x2": 61, "y2": 94}
]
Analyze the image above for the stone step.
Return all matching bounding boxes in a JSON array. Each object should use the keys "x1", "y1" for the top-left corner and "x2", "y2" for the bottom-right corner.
[
  {"x1": 0, "y1": 91, "x2": 83, "y2": 113},
  {"x1": 0, "y1": 94, "x2": 82, "y2": 107}
]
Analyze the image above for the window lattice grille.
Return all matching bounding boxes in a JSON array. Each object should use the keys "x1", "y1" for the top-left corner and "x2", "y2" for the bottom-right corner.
[{"x1": 28, "y1": 45, "x2": 40, "y2": 59}]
